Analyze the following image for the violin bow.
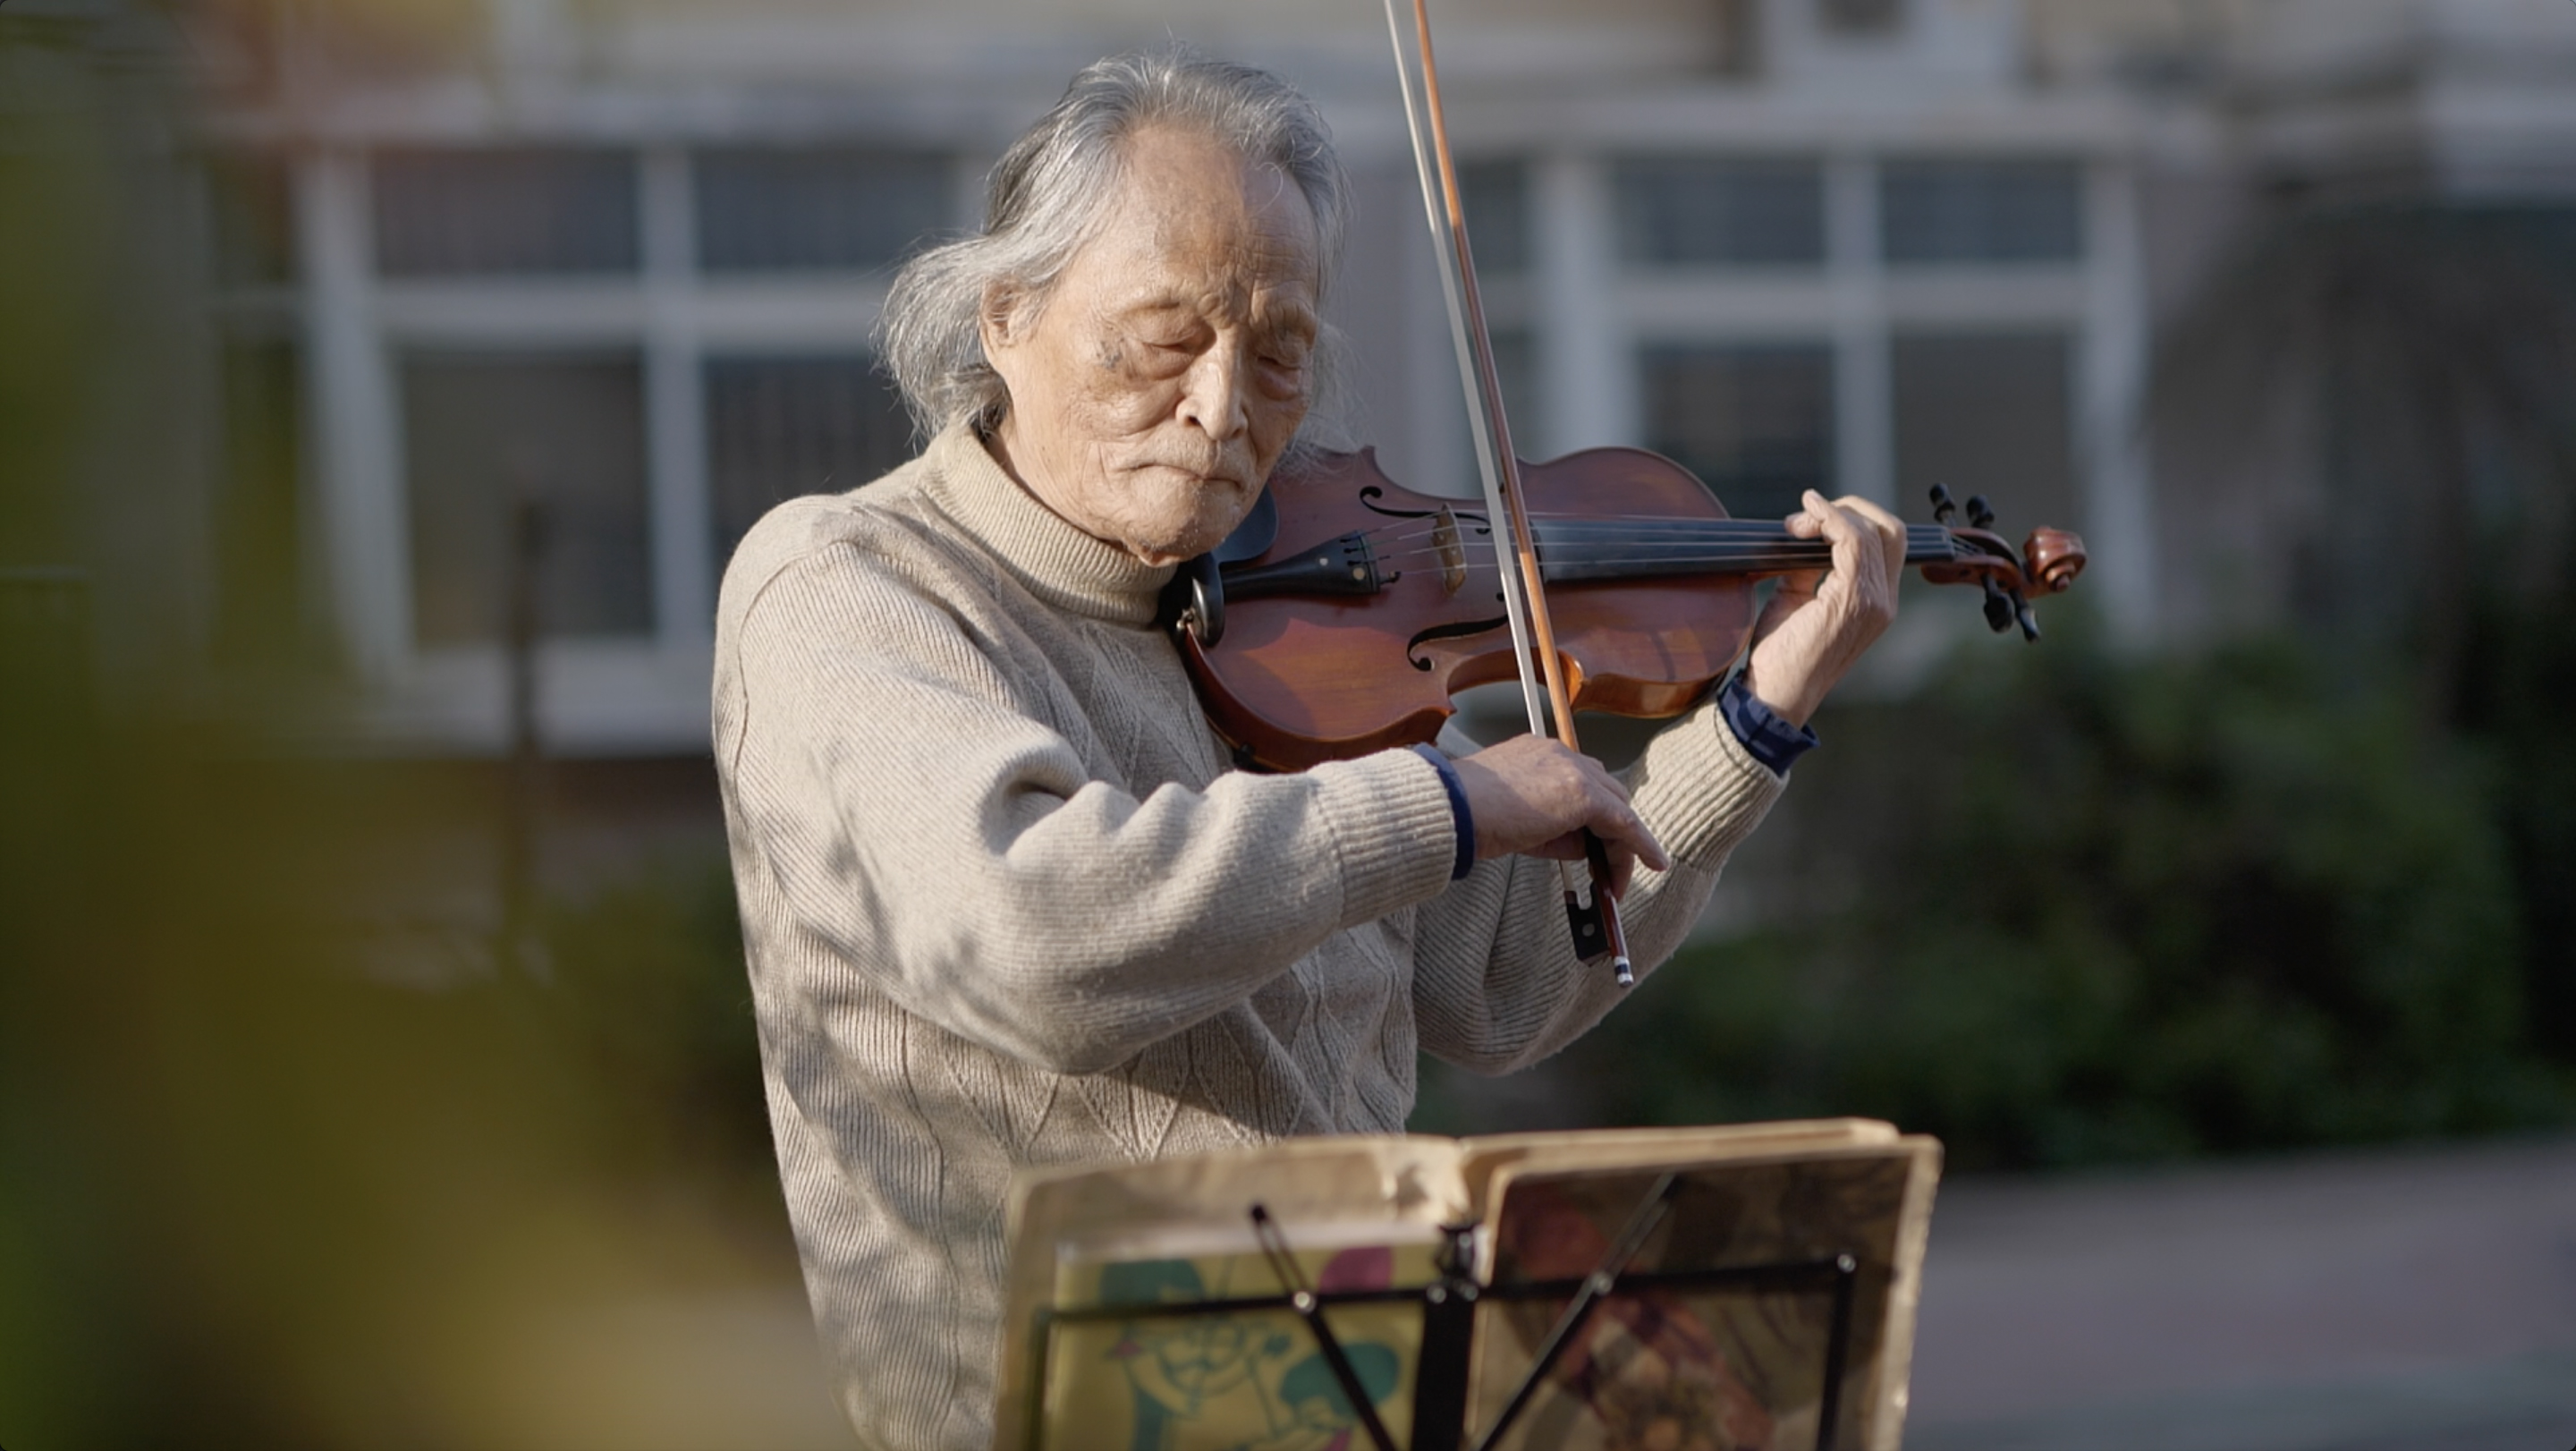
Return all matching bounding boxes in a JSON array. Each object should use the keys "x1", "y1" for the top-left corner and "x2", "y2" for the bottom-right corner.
[{"x1": 1382, "y1": 0, "x2": 1636, "y2": 982}]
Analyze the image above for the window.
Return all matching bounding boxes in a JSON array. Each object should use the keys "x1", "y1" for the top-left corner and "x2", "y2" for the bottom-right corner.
[
  {"x1": 1881, "y1": 160, "x2": 2083, "y2": 265},
  {"x1": 401, "y1": 352, "x2": 653, "y2": 647},
  {"x1": 231, "y1": 135, "x2": 998, "y2": 746},
  {"x1": 1457, "y1": 161, "x2": 1529, "y2": 275},
  {"x1": 1891, "y1": 332, "x2": 2077, "y2": 533},
  {"x1": 207, "y1": 154, "x2": 296, "y2": 287},
  {"x1": 1614, "y1": 158, "x2": 1825, "y2": 267},
  {"x1": 212, "y1": 337, "x2": 306, "y2": 665},
  {"x1": 705, "y1": 355, "x2": 914, "y2": 572},
  {"x1": 694, "y1": 150, "x2": 952, "y2": 273},
  {"x1": 1640, "y1": 343, "x2": 1836, "y2": 522},
  {"x1": 204, "y1": 152, "x2": 306, "y2": 666},
  {"x1": 1819, "y1": 0, "x2": 1903, "y2": 34},
  {"x1": 373, "y1": 150, "x2": 638, "y2": 276},
  {"x1": 1487, "y1": 328, "x2": 1538, "y2": 450}
]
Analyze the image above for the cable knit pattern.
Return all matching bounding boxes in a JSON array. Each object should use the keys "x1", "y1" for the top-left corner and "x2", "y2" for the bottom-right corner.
[{"x1": 711, "y1": 423, "x2": 1787, "y2": 1449}]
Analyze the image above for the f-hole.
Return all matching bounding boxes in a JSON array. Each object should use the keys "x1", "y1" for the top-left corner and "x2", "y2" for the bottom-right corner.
[{"x1": 1405, "y1": 615, "x2": 1508, "y2": 671}]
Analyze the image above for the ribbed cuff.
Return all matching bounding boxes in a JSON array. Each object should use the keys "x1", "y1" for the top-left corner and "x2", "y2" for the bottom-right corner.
[
  {"x1": 1626, "y1": 699, "x2": 1791, "y2": 872},
  {"x1": 1411, "y1": 745, "x2": 1477, "y2": 880},
  {"x1": 1718, "y1": 675, "x2": 1820, "y2": 776}
]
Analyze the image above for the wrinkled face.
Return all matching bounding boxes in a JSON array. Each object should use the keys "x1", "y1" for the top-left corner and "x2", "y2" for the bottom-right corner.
[{"x1": 982, "y1": 124, "x2": 1322, "y2": 566}]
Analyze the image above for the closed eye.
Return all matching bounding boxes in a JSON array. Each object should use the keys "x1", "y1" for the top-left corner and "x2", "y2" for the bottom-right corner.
[{"x1": 1257, "y1": 323, "x2": 1315, "y2": 371}]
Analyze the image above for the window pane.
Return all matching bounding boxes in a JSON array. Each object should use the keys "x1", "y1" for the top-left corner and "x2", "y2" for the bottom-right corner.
[
  {"x1": 213, "y1": 337, "x2": 306, "y2": 664},
  {"x1": 1881, "y1": 159, "x2": 2082, "y2": 265},
  {"x1": 694, "y1": 150, "x2": 951, "y2": 273},
  {"x1": 402, "y1": 352, "x2": 653, "y2": 647},
  {"x1": 1614, "y1": 158, "x2": 1824, "y2": 267},
  {"x1": 1820, "y1": 0, "x2": 1904, "y2": 34},
  {"x1": 208, "y1": 154, "x2": 295, "y2": 286},
  {"x1": 706, "y1": 355, "x2": 913, "y2": 571},
  {"x1": 373, "y1": 150, "x2": 638, "y2": 276},
  {"x1": 1892, "y1": 332, "x2": 2077, "y2": 533},
  {"x1": 1488, "y1": 327, "x2": 1538, "y2": 450},
  {"x1": 1458, "y1": 160, "x2": 1529, "y2": 275},
  {"x1": 1640, "y1": 343, "x2": 1835, "y2": 522}
]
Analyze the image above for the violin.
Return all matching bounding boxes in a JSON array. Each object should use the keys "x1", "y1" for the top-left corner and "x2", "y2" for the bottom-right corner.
[
  {"x1": 1166, "y1": 446, "x2": 2087, "y2": 775},
  {"x1": 1165, "y1": 0, "x2": 2086, "y2": 980}
]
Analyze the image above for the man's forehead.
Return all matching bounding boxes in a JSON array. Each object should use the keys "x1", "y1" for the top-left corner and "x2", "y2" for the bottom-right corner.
[
  {"x1": 1084, "y1": 130, "x2": 1320, "y2": 287},
  {"x1": 1091, "y1": 243, "x2": 1319, "y2": 312}
]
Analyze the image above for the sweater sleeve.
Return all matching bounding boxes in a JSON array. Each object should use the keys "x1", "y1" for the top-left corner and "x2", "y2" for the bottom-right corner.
[
  {"x1": 719, "y1": 541, "x2": 1462, "y2": 1076},
  {"x1": 1408, "y1": 699, "x2": 1787, "y2": 1074}
]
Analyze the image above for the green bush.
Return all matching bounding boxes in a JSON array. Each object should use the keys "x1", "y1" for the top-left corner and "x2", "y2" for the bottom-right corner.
[
  {"x1": 529, "y1": 859, "x2": 774, "y2": 1184},
  {"x1": 2458, "y1": 580, "x2": 2576, "y2": 1067},
  {"x1": 1551, "y1": 621, "x2": 2576, "y2": 1171}
]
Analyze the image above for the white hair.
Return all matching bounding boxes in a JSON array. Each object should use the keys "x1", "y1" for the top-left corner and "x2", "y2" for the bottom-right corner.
[{"x1": 877, "y1": 47, "x2": 1352, "y2": 447}]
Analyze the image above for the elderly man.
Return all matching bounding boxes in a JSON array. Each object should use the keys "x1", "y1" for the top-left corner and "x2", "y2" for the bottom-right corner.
[{"x1": 713, "y1": 48, "x2": 1903, "y2": 1450}]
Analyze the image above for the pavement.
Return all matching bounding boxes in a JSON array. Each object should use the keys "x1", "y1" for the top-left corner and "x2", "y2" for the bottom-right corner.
[{"x1": 1903, "y1": 1133, "x2": 2576, "y2": 1451}]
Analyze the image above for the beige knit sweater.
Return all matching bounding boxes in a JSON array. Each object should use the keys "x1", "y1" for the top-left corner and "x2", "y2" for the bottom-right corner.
[{"x1": 711, "y1": 423, "x2": 1786, "y2": 1450}]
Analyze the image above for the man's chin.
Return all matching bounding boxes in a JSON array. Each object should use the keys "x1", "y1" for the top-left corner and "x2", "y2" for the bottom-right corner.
[{"x1": 1131, "y1": 520, "x2": 1233, "y2": 567}]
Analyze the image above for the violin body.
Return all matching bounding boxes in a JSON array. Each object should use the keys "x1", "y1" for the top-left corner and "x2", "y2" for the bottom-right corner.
[
  {"x1": 1183, "y1": 446, "x2": 1751, "y2": 772},
  {"x1": 1175, "y1": 445, "x2": 2086, "y2": 773}
]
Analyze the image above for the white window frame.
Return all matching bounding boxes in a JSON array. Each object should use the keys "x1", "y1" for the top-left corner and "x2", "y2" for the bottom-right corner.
[
  {"x1": 1506, "y1": 143, "x2": 2151, "y2": 670},
  {"x1": 294, "y1": 141, "x2": 913, "y2": 755}
]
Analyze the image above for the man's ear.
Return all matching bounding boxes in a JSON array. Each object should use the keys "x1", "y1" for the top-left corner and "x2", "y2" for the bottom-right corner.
[{"x1": 979, "y1": 281, "x2": 1027, "y2": 355}]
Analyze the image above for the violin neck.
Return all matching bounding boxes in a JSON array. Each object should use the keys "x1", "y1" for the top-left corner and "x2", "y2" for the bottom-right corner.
[{"x1": 1532, "y1": 520, "x2": 1963, "y2": 584}]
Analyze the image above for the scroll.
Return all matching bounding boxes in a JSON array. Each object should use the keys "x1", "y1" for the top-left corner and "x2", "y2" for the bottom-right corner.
[{"x1": 995, "y1": 1120, "x2": 1940, "y2": 1451}]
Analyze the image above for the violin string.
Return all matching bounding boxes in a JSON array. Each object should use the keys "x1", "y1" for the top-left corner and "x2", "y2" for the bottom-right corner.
[
  {"x1": 1355, "y1": 535, "x2": 1824, "y2": 563},
  {"x1": 1350, "y1": 522, "x2": 1826, "y2": 553},
  {"x1": 1360, "y1": 548, "x2": 1870, "y2": 573},
  {"x1": 1338, "y1": 505, "x2": 1962, "y2": 529},
  {"x1": 1364, "y1": 547, "x2": 1839, "y2": 569},
  {"x1": 1362, "y1": 536, "x2": 1842, "y2": 562},
  {"x1": 1348, "y1": 515, "x2": 1860, "y2": 539},
  {"x1": 1360, "y1": 533, "x2": 1852, "y2": 561},
  {"x1": 1536, "y1": 554, "x2": 1862, "y2": 570},
  {"x1": 1400, "y1": 555, "x2": 1968, "y2": 577},
  {"x1": 1340, "y1": 517, "x2": 1952, "y2": 551},
  {"x1": 1301, "y1": 516, "x2": 1965, "y2": 578}
]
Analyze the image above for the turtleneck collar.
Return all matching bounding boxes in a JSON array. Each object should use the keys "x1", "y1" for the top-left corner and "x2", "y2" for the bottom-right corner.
[{"x1": 917, "y1": 420, "x2": 1176, "y2": 628}]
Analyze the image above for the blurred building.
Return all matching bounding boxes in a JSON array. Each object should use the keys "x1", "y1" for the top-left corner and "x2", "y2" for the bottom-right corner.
[{"x1": 35, "y1": 0, "x2": 2576, "y2": 758}]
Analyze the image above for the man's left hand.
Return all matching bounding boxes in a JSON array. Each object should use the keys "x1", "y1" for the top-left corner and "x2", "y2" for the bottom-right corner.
[{"x1": 1734, "y1": 489, "x2": 1908, "y2": 728}]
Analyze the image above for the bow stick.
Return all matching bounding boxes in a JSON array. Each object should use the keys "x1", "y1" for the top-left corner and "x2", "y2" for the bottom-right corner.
[{"x1": 1382, "y1": 0, "x2": 1635, "y2": 982}]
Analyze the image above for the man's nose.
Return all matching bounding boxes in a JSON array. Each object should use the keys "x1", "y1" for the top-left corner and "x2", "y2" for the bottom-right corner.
[{"x1": 1178, "y1": 343, "x2": 1249, "y2": 442}]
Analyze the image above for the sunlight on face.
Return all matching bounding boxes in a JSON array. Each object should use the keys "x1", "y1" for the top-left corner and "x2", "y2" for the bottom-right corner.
[{"x1": 982, "y1": 124, "x2": 1322, "y2": 566}]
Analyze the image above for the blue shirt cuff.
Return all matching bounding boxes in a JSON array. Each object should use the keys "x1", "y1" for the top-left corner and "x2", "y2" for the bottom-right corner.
[
  {"x1": 1719, "y1": 675, "x2": 1819, "y2": 776},
  {"x1": 1411, "y1": 744, "x2": 1477, "y2": 881}
]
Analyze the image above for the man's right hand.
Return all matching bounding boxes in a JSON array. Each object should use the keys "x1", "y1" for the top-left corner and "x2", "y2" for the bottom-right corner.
[{"x1": 1446, "y1": 734, "x2": 1668, "y2": 892}]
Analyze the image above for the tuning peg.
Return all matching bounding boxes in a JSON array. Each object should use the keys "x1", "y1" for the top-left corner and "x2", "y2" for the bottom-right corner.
[
  {"x1": 1928, "y1": 484, "x2": 1956, "y2": 525},
  {"x1": 1966, "y1": 495, "x2": 1996, "y2": 530},
  {"x1": 1981, "y1": 577, "x2": 2015, "y2": 633},
  {"x1": 2017, "y1": 600, "x2": 2042, "y2": 641}
]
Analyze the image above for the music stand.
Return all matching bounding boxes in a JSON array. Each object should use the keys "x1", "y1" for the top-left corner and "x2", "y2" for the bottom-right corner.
[{"x1": 1007, "y1": 1130, "x2": 1936, "y2": 1451}]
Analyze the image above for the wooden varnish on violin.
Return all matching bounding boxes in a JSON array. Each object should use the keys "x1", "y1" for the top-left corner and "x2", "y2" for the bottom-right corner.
[{"x1": 1171, "y1": 445, "x2": 2086, "y2": 774}]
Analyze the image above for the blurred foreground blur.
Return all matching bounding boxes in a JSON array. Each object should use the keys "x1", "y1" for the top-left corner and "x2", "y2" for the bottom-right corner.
[
  {"x1": 8, "y1": 0, "x2": 2576, "y2": 1445},
  {"x1": 0, "y1": 640, "x2": 840, "y2": 1442}
]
